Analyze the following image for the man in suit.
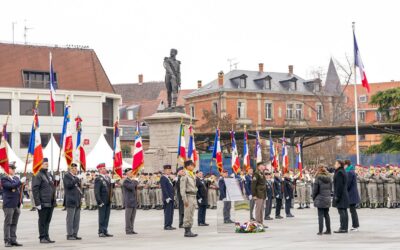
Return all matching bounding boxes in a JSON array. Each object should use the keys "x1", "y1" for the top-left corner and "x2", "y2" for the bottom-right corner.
[
  {"x1": 251, "y1": 162, "x2": 267, "y2": 226},
  {"x1": 196, "y1": 170, "x2": 209, "y2": 226},
  {"x1": 283, "y1": 172, "x2": 295, "y2": 218},
  {"x1": 1, "y1": 162, "x2": 25, "y2": 247},
  {"x1": 63, "y1": 163, "x2": 83, "y2": 240},
  {"x1": 122, "y1": 168, "x2": 139, "y2": 235},
  {"x1": 264, "y1": 171, "x2": 274, "y2": 220},
  {"x1": 244, "y1": 168, "x2": 254, "y2": 220},
  {"x1": 273, "y1": 171, "x2": 283, "y2": 219},
  {"x1": 32, "y1": 158, "x2": 57, "y2": 244},
  {"x1": 94, "y1": 163, "x2": 113, "y2": 237},
  {"x1": 175, "y1": 167, "x2": 185, "y2": 228},
  {"x1": 160, "y1": 164, "x2": 176, "y2": 230},
  {"x1": 219, "y1": 170, "x2": 234, "y2": 223}
]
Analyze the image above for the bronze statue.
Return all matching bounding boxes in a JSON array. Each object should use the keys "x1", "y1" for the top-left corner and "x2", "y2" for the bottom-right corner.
[{"x1": 163, "y1": 48, "x2": 181, "y2": 108}]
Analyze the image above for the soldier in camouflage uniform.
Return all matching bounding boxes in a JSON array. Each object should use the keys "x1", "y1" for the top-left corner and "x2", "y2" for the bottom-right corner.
[
  {"x1": 304, "y1": 170, "x2": 312, "y2": 208},
  {"x1": 180, "y1": 160, "x2": 198, "y2": 237},
  {"x1": 394, "y1": 167, "x2": 400, "y2": 208},
  {"x1": 295, "y1": 173, "x2": 306, "y2": 209},
  {"x1": 375, "y1": 167, "x2": 385, "y2": 208},
  {"x1": 366, "y1": 166, "x2": 378, "y2": 209},
  {"x1": 356, "y1": 167, "x2": 369, "y2": 208},
  {"x1": 381, "y1": 166, "x2": 397, "y2": 208},
  {"x1": 155, "y1": 173, "x2": 163, "y2": 210}
]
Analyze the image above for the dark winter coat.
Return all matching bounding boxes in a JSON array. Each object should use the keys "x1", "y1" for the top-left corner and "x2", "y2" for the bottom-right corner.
[
  {"x1": 196, "y1": 177, "x2": 208, "y2": 206},
  {"x1": 332, "y1": 167, "x2": 349, "y2": 209},
  {"x1": 123, "y1": 177, "x2": 138, "y2": 208},
  {"x1": 312, "y1": 173, "x2": 332, "y2": 208},
  {"x1": 283, "y1": 177, "x2": 294, "y2": 200},
  {"x1": 1, "y1": 176, "x2": 22, "y2": 208},
  {"x1": 32, "y1": 168, "x2": 57, "y2": 208},
  {"x1": 63, "y1": 172, "x2": 82, "y2": 208},
  {"x1": 273, "y1": 176, "x2": 282, "y2": 199},
  {"x1": 346, "y1": 169, "x2": 360, "y2": 205}
]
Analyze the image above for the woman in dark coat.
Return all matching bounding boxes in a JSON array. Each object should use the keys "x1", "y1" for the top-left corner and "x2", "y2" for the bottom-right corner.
[
  {"x1": 312, "y1": 166, "x2": 332, "y2": 235},
  {"x1": 332, "y1": 160, "x2": 349, "y2": 233},
  {"x1": 344, "y1": 160, "x2": 360, "y2": 231}
]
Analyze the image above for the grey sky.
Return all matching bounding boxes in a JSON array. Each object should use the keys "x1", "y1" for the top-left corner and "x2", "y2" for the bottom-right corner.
[{"x1": 1, "y1": 0, "x2": 399, "y2": 89}]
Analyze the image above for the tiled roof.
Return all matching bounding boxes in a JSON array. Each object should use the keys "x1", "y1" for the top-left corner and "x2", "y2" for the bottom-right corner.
[
  {"x1": 113, "y1": 81, "x2": 165, "y2": 103},
  {"x1": 0, "y1": 42, "x2": 114, "y2": 93}
]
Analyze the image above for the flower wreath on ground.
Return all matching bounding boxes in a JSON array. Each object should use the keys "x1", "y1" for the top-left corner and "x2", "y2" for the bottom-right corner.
[{"x1": 235, "y1": 221, "x2": 265, "y2": 233}]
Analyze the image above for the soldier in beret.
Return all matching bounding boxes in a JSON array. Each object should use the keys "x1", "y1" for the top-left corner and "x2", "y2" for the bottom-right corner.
[
  {"x1": 1, "y1": 162, "x2": 25, "y2": 247},
  {"x1": 94, "y1": 163, "x2": 113, "y2": 237}
]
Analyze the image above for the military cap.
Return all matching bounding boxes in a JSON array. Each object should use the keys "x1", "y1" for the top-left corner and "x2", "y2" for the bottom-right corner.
[
  {"x1": 163, "y1": 164, "x2": 172, "y2": 169},
  {"x1": 184, "y1": 160, "x2": 194, "y2": 168},
  {"x1": 124, "y1": 168, "x2": 132, "y2": 174},
  {"x1": 43, "y1": 158, "x2": 49, "y2": 163},
  {"x1": 177, "y1": 167, "x2": 184, "y2": 172},
  {"x1": 9, "y1": 161, "x2": 17, "y2": 169}
]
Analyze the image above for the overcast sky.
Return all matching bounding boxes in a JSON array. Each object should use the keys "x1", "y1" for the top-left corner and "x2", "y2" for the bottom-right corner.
[{"x1": 1, "y1": 0, "x2": 399, "y2": 89}]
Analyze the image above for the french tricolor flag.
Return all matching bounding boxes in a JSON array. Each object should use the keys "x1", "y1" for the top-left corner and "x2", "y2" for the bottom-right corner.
[
  {"x1": 212, "y1": 128, "x2": 223, "y2": 174},
  {"x1": 49, "y1": 52, "x2": 56, "y2": 115},
  {"x1": 353, "y1": 30, "x2": 370, "y2": 93},
  {"x1": 177, "y1": 123, "x2": 186, "y2": 163},
  {"x1": 132, "y1": 121, "x2": 144, "y2": 174},
  {"x1": 243, "y1": 129, "x2": 250, "y2": 173},
  {"x1": 282, "y1": 138, "x2": 289, "y2": 174},
  {"x1": 113, "y1": 121, "x2": 123, "y2": 178},
  {"x1": 296, "y1": 143, "x2": 303, "y2": 177},
  {"x1": 29, "y1": 110, "x2": 44, "y2": 175},
  {"x1": 230, "y1": 130, "x2": 240, "y2": 174}
]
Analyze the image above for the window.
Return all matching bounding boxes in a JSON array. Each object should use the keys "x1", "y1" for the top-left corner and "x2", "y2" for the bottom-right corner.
[
  {"x1": 20, "y1": 100, "x2": 64, "y2": 116},
  {"x1": 359, "y1": 95, "x2": 367, "y2": 103},
  {"x1": 286, "y1": 104, "x2": 294, "y2": 119},
  {"x1": 315, "y1": 83, "x2": 321, "y2": 92},
  {"x1": 376, "y1": 111, "x2": 383, "y2": 122},
  {"x1": 23, "y1": 70, "x2": 58, "y2": 89},
  {"x1": 127, "y1": 110, "x2": 134, "y2": 120},
  {"x1": 1, "y1": 133, "x2": 12, "y2": 146},
  {"x1": 295, "y1": 104, "x2": 303, "y2": 120},
  {"x1": 316, "y1": 104, "x2": 323, "y2": 121},
  {"x1": 190, "y1": 105, "x2": 195, "y2": 118},
  {"x1": 359, "y1": 111, "x2": 366, "y2": 123},
  {"x1": 237, "y1": 101, "x2": 246, "y2": 119},
  {"x1": 265, "y1": 79, "x2": 272, "y2": 90},
  {"x1": 0, "y1": 99, "x2": 11, "y2": 115},
  {"x1": 103, "y1": 98, "x2": 114, "y2": 127},
  {"x1": 344, "y1": 112, "x2": 351, "y2": 120},
  {"x1": 359, "y1": 134, "x2": 366, "y2": 141},
  {"x1": 239, "y1": 78, "x2": 246, "y2": 88},
  {"x1": 105, "y1": 129, "x2": 114, "y2": 148},
  {"x1": 20, "y1": 133, "x2": 51, "y2": 148},
  {"x1": 265, "y1": 102, "x2": 272, "y2": 120},
  {"x1": 212, "y1": 102, "x2": 218, "y2": 115}
]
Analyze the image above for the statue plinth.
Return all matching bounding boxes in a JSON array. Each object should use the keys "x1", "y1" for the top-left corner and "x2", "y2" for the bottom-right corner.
[
  {"x1": 144, "y1": 111, "x2": 194, "y2": 173},
  {"x1": 157, "y1": 105, "x2": 185, "y2": 114}
]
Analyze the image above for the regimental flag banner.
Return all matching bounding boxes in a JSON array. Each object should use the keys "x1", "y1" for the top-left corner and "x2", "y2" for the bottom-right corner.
[
  {"x1": 113, "y1": 121, "x2": 123, "y2": 178},
  {"x1": 255, "y1": 131, "x2": 262, "y2": 164},
  {"x1": 177, "y1": 123, "x2": 186, "y2": 163},
  {"x1": 28, "y1": 109, "x2": 44, "y2": 175},
  {"x1": 75, "y1": 116, "x2": 86, "y2": 172},
  {"x1": 282, "y1": 138, "x2": 289, "y2": 174},
  {"x1": 187, "y1": 124, "x2": 198, "y2": 166},
  {"x1": 230, "y1": 130, "x2": 240, "y2": 174},
  {"x1": 49, "y1": 52, "x2": 56, "y2": 115},
  {"x1": 62, "y1": 106, "x2": 73, "y2": 166},
  {"x1": 274, "y1": 143, "x2": 280, "y2": 170},
  {"x1": 243, "y1": 129, "x2": 250, "y2": 173},
  {"x1": 270, "y1": 134, "x2": 278, "y2": 171},
  {"x1": 296, "y1": 143, "x2": 303, "y2": 178},
  {"x1": 0, "y1": 123, "x2": 9, "y2": 174},
  {"x1": 132, "y1": 121, "x2": 144, "y2": 174},
  {"x1": 212, "y1": 128, "x2": 223, "y2": 174},
  {"x1": 353, "y1": 29, "x2": 370, "y2": 93}
]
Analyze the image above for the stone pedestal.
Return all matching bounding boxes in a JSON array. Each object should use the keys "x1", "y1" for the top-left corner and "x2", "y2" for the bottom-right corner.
[{"x1": 144, "y1": 111, "x2": 192, "y2": 173}]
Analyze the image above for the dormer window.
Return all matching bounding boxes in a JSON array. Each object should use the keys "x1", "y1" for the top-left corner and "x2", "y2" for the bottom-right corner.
[
  {"x1": 265, "y1": 77, "x2": 272, "y2": 90},
  {"x1": 315, "y1": 82, "x2": 321, "y2": 92},
  {"x1": 239, "y1": 78, "x2": 246, "y2": 88},
  {"x1": 293, "y1": 81, "x2": 297, "y2": 91}
]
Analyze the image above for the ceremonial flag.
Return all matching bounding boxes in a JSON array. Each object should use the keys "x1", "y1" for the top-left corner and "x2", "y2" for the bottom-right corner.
[
  {"x1": 61, "y1": 105, "x2": 73, "y2": 166},
  {"x1": 270, "y1": 134, "x2": 278, "y2": 171},
  {"x1": 282, "y1": 138, "x2": 289, "y2": 174},
  {"x1": 132, "y1": 121, "x2": 144, "y2": 174},
  {"x1": 353, "y1": 30, "x2": 370, "y2": 93},
  {"x1": 255, "y1": 131, "x2": 262, "y2": 164},
  {"x1": 49, "y1": 52, "x2": 56, "y2": 115},
  {"x1": 113, "y1": 121, "x2": 123, "y2": 178},
  {"x1": 187, "y1": 124, "x2": 198, "y2": 165},
  {"x1": 0, "y1": 122, "x2": 9, "y2": 174},
  {"x1": 28, "y1": 109, "x2": 44, "y2": 175},
  {"x1": 177, "y1": 123, "x2": 186, "y2": 163},
  {"x1": 75, "y1": 116, "x2": 86, "y2": 172},
  {"x1": 296, "y1": 143, "x2": 303, "y2": 177},
  {"x1": 212, "y1": 128, "x2": 223, "y2": 174},
  {"x1": 230, "y1": 130, "x2": 240, "y2": 174},
  {"x1": 243, "y1": 128, "x2": 250, "y2": 173}
]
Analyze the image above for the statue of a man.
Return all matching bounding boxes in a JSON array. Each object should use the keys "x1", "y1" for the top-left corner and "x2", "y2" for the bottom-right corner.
[{"x1": 163, "y1": 48, "x2": 181, "y2": 108}]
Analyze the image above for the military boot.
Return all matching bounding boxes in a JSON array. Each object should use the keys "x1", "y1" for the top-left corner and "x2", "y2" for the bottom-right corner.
[{"x1": 184, "y1": 227, "x2": 198, "y2": 237}]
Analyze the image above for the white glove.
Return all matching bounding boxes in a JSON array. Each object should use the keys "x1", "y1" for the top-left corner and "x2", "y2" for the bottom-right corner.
[
  {"x1": 99, "y1": 203, "x2": 104, "y2": 208},
  {"x1": 248, "y1": 195, "x2": 253, "y2": 200},
  {"x1": 266, "y1": 197, "x2": 269, "y2": 201},
  {"x1": 222, "y1": 198, "x2": 227, "y2": 201},
  {"x1": 36, "y1": 205, "x2": 42, "y2": 210},
  {"x1": 276, "y1": 195, "x2": 280, "y2": 199},
  {"x1": 286, "y1": 196, "x2": 289, "y2": 200},
  {"x1": 198, "y1": 198, "x2": 202, "y2": 203},
  {"x1": 20, "y1": 177, "x2": 27, "y2": 183},
  {"x1": 111, "y1": 179, "x2": 115, "y2": 184},
  {"x1": 55, "y1": 175, "x2": 60, "y2": 181},
  {"x1": 166, "y1": 198, "x2": 172, "y2": 203}
]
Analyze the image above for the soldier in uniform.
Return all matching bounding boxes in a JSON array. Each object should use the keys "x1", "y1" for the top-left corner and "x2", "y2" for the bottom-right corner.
[
  {"x1": 136, "y1": 173, "x2": 144, "y2": 209},
  {"x1": 155, "y1": 172, "x2": 163, "y2": 210},
  {"x1": 113, "y1": 179, "x2": 123, "y2": 210},
  {"x1": 94, "y1": 163, "x2": 113, "y2": 237},
  {"x1": 251, "y1": 162, "x2": 267, "y2": 226},
  {"x1": 381, "y1": 166, "x2": 397, "y2": 208},
  {"x1": 296, "y1": 173, "x2": 306, "y2": 209},
  {"x1": 244, "y1": 168, "x2": 255, "y2": 220},
  {"x1": 366, "y1": 166, "x2": 378, "y2": 209},
  {"x1": 122, "y1": 168, "x2": 139, "y2": 235},
  {"x1": 1, "y1": 162, "x2": 25, "y2": 247},
  {"x1": 357, "y1": 167, "x2": 369, "y2": 208},
  {"x1": 160, "y1": 164, "x2": 176, "y2": 230},
  {"x1": 283, "y1": 172, "x2": 295, "y2": 218},
  {"x1": 196, "y1": 170, "x2": 209, "y2": 226},
  {"x1": 88, "y1": 171, "x2": 97, "y2": 210},
  {"x1": 32, "y1": 158, "x2": 57, "y2": 244},
  {"x1": 142, "y1": 173, "x2": 151, "y2": 210},
  {"x1": 180, "y1": 160, "x2": 198, "y2": 237},
  {"x1": 394, "y1": 167, "x2": 400, "y2": 208},
  {"x1": 207, "y1": 174, "x2": 218, "y2": 209},
  {"x1": 82, "y1": 173, "x2": 91, "y2": 210},
  {"x1": 175, "y1": 167, "x2": 185, "y2": 228},
  {"x1": 273, "y1": 170, "x2": 283, "y2": 219},
  {"x1": 163, "y1": 48, "x2": 181, "y2": 108},
  {"x1": 27, "y1": 176, "x2": 36, "y2": 211},
  {"x1": 219, "y1": 170, "x2": 234, "y2": 224},
  {"x1": 375, "y1": 167, "x2": 384, "y2": 208},
  {"x1": 63, "y1": 163, "x2": 83, "y2": 240},
  {"x1": 264, "y1": 171, "x2": 274, "y2": 220},
  {"x1": 304, "y1": 169, "x2": 312, "y2": 208}
]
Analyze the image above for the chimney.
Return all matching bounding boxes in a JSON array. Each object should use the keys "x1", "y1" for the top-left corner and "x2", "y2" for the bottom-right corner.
[
  {"x1": 258, "y1": 63, "x2": 264, "y2": 73},
  {"x1": 218, "y1": 71, "x2": 224, "y2": 87},
  {"x1": 138, "y1": 74, "x2": 143, "y2": 85},
  {"x1": 288, "y1": 65, "x2": 293, "y2": 76},
  {"x1": 197, "y1": 80, "x2": 202, "y2": 89}
]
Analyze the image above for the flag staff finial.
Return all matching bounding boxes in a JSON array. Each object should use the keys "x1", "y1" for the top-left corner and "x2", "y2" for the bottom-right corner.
[{"x1": 35, "y1": 96, "x2": 40, "y2": 109}]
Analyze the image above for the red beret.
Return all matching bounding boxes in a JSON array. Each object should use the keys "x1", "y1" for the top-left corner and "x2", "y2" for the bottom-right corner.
[{"x1": 97, "y1": 163, "x2": 106, "y2": 169}]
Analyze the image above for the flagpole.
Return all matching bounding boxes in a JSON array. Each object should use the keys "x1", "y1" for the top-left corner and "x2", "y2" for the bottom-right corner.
[{"x1": 352, "y1": 22, "x2": 360, "y2": 165}]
